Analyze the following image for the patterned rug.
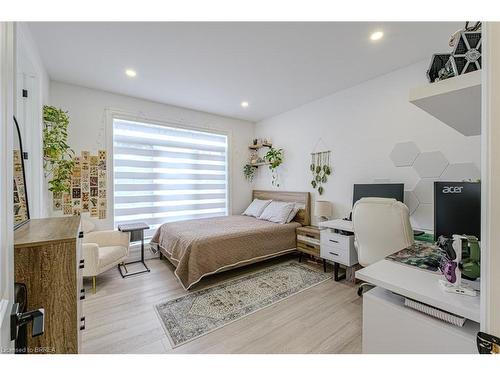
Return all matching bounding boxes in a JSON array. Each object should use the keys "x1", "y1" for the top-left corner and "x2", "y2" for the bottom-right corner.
[{"x1": 155, "y1": 261, "x2": 331, "y2": 348}]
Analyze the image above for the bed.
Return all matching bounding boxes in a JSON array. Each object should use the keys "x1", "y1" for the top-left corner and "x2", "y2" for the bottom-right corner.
[{"x1": 151, "y1": 190, "x2": 310, "y2": 289}]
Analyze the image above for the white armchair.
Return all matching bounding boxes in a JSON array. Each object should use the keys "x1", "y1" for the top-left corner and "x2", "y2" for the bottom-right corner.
[{"x1": 82, "y1": 230, "x2": 130, "y2": 293}]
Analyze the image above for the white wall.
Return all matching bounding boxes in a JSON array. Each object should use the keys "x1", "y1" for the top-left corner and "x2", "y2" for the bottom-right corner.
[
  {"x1": 254, "y1": 60, "x2": 481, "y2": 231},
  {"x1": 49, "y1": 81, "x2": 255, "y2": 230},
  {"x1": 15, "y1": 23, "x2": 50, "y2": 218}
]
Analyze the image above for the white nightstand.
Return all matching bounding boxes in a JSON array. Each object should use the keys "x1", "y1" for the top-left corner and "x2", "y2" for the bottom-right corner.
[{"x1": 319, "y1": 219, "x2": 358, "y2": 281}]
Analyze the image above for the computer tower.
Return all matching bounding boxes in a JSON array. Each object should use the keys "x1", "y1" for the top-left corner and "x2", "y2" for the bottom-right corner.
[{"x1": 434, "y1": 181, "x2": 481, "y2": 240}]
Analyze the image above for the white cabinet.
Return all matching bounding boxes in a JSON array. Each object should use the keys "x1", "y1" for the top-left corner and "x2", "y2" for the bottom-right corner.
[
  {"x1": 363, "y1": 287, "x2": 479, "y2": 354},
  {"x1": 320, "y1": 228, "x2": 357, "y2": 267}
]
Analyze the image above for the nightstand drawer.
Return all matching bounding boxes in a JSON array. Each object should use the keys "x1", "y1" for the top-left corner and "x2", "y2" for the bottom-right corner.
[{"x1": 297, "y1": 240, "x2": 320, "y2": 255}]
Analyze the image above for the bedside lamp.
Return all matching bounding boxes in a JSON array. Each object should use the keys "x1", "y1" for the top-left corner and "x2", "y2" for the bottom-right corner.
[{"x1": 315, "y1": 200, "x2": 332, "y2": 222}]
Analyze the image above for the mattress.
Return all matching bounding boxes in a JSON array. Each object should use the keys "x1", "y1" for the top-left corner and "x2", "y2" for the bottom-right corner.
[{"x1": 150, "y1": 215, "x2": 301, "y2": 289}]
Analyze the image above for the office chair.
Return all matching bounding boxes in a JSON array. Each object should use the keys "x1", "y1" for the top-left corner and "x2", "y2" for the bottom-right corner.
[{"x1": 352, "y1": 197, "x2": 414, "y2": 295}]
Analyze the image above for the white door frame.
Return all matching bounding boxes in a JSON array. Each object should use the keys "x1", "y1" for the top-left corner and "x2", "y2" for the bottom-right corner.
[
  {"x1": 0, "y1": 21, "x2": 15, "y2": 353},
  {"x1": 480, "y1": 22, "x2": 500, "y2": 337}
]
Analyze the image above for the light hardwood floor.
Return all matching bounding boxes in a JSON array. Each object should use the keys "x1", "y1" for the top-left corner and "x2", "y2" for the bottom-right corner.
[{"x1": 81, "y1": 254, "x2": 362, "y2": 354}]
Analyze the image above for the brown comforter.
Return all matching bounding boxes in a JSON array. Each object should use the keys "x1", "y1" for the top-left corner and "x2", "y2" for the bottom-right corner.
[{"x1": 151, "y1": 215, "x2": 301, "y2": 289}]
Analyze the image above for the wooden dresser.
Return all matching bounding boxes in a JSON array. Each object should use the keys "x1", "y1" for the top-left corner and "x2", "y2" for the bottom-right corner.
[{"x1": 14, "y1": 216, "x2": 84, "y2": 354}]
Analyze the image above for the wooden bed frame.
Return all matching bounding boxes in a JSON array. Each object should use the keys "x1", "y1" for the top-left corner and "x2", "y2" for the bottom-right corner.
[{"x1": 157, "y1": 190, "x2": 311, "y2": 283}]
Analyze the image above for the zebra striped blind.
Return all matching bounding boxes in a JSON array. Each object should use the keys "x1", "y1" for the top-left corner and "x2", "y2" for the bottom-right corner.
[{"x1": 113, "y1": 118, "x2": 228, "y2": 238}]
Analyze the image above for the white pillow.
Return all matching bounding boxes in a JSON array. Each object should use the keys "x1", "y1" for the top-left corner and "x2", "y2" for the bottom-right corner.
[
  {"x1": 285, "y1": 205, "x2": 301, "y2": 223},
  {"x1": 243, "y1": 199, "x2": 272, "y2": 217},
  {"x1": 259, "y1": 201, "x2": 295, "y2": 224}
]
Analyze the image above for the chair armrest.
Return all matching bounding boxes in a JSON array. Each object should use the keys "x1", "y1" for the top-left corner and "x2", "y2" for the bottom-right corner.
[
  {"x1": 82, "y1": 242, "x2": 100, "y2": 277},
  {"x1": 84, "y1": 230, "x2": 130, "y2": 249}
]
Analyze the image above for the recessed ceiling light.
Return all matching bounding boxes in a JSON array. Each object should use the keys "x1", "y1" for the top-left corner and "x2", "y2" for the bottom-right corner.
[
  {"x1": 370, "y1": 31, "x2": 384, "y2": 41},
  {"x1": 125, "y1": 69, "x2": 137, "y2": 77},
  {"x1": 241, "y1": 101, "x2": 249, "y2": 108}
]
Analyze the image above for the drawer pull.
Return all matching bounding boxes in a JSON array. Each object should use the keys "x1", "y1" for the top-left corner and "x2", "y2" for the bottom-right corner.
[
  {"x1": 329, "y1": 239, "x2": 339, "y2": 243},
  {"x1": 305, "y1": 234, "x2": 315, "y2": 238},
  {"x1": 306, "y1": 244, "x2": 315, "y2": 249},
  {"x1": 79, "y1": 259, "x2": 85, "y2": 269},
  {"x1": 329, "y1": 251, "x2": 339, "y2": 256},
  {"x1": 80, "y1": 288, "x2": 85, "y2": 300},
  {"x1": 81, "y1": 316, "x2": 85, "y2": 322},
  {"x1": 80, "y1": 316, "x2": 86, "y2": 330},
  {"x1": 79, "y1": 231, "x2": 84, "y2": 239}
]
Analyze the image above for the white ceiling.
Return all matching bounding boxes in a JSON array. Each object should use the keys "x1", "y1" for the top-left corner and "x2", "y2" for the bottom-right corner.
[{"x1": 28, "y1": 22, "x2": 461, "y2": 122}]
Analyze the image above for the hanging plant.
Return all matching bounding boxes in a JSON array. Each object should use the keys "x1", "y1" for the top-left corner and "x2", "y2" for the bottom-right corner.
[
  {"x1": 43, "y1": 105, "x2": 75, "y2": 193},
  {"x1": 264, "y1": 147, "x2": 284, "y2": 187},
  {"x1": 243, "y1": 164, "x2": 257, "y2": 182},
  {"x1": 310, "y1": 151, "x2": 331, "y2": 195}
]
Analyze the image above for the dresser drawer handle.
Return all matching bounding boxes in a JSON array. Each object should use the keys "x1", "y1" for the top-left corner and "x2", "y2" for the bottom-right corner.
[
  {"x1": 305, "y1": 244, "x2": 315, "y2": 249},
  {"x1": 80, "y1": 288, "x2": 85, "y2": 300},
  {"x1": 329, "y1": 239, "x2": 339, "y2": 243},
  {"x1": 80, "y1": 316, "x2": 86, "y2": 330},
  {"x1": 81, "y1": 316, "x2": 85, "y2": 322},
  {"x1": 329, "y1": 251, "x2": 339, "y2": 256},
  {"x1": 305, "y1": 234, "x2": 316, "y2": 238},
  {"x1": 79, "y1": 259, "x2": 85, "y2": 269},
  {"x1": 79, "y1": 231, "x2": 84, "y2": 239}
]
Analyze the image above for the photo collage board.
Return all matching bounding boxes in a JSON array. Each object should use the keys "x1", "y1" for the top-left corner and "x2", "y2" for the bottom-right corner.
[
  {"x1": 52, "y1": 150, "x2": 107, "y2": 219},
  {"x1": 13, "y1": 150, "x2": 29, "y2": 224}
]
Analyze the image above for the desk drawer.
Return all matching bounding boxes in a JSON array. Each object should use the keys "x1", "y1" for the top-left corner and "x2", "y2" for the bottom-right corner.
[
  {"x1": 320, "y1": 230, "x2": 351, "y2": 249},
  {"x1": 321, "y1": 244, "x2": 348, "y2": 264}
]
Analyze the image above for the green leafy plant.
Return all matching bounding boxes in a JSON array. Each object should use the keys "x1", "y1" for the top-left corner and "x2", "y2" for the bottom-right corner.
[
  {"x1": 43, "y1": 105, "x2": 75, "y2": 193},
  {"x1": 264, "y1": 147, "x2": 284, "y2": 187},
  {"x1": 310, "y1": 151, "x2": 331, "y2": 195},
  {"x1": 243, "y1": 164, "x2": 257, "y2": 182}
]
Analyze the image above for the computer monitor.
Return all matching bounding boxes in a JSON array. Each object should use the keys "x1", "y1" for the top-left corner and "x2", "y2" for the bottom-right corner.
[
  {"x1": 434, "y1": 181, "x2": 481, "y2": 240},
  {"x1": 352, "y1": 183, "x2": 405, "y2": 206}
]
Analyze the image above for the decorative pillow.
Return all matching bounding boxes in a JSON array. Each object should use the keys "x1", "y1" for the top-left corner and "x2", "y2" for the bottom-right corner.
[
  {"x1": 259, "y1": 201, "x2": 295, "y2": 224},
  {"x1": 243, "y1": 199, "x2": 272, "y2": 217},
  {"x1": 285, "y1": 205, "x2": 301, "y2": 223}
]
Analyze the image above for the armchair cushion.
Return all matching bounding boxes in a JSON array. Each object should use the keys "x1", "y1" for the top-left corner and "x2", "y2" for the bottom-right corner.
[{"x1": 99, "y1": 246, "x2": 128, "y2": 269}]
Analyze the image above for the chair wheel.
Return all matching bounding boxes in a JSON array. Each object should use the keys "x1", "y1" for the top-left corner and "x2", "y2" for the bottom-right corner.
[{"x1": 357, "y1": 286, "x2": 364, "y2": 297}]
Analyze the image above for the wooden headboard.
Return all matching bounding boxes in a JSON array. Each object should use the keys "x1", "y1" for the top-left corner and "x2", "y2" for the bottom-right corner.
[{"x1": 252, "y1": 190, "x2": 311, "y2": 226}]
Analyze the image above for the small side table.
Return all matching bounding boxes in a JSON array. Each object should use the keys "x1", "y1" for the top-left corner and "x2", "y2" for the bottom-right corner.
[
  {"x1": 117, "y1": 222, "x2": 150, "y2": 278},
  {"x1": 296, "y1": 226, "x2": 327, "y2": 272}
]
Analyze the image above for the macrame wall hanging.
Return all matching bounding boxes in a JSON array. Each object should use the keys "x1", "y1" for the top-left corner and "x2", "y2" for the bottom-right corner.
[{"x1": 310, "y1": 138, "x2": 332, "y2": 195}]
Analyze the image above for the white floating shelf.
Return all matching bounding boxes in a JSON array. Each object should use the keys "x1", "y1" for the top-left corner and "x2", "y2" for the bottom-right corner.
[{"x1": 409, "y1": 70, "x2": 481, "y2": 136}]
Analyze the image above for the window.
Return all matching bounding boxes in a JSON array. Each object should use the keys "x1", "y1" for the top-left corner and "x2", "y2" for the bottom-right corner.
[{"x1": 113, "y1": 118, "x2": 228, "y2": 238}]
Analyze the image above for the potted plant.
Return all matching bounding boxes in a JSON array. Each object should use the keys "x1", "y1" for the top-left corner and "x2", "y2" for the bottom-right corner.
[
  {"x1": 243, "y1": 164, "x2": 257, "y2": 182},
  {"x1": 264, "y1": 147, "x2": 283, "y2": 187},
  {"x1": 43, "y1": 105, "x2": 75, "y2": 194}
]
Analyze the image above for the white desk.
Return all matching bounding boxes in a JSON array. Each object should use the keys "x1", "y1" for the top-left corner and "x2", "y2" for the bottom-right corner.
[
  {"x1": 356, "y1": 259, "x2": 480, "y2": 322},
  {"x1": 356, "y1": 259, "x2": 480, "y2": 353}
]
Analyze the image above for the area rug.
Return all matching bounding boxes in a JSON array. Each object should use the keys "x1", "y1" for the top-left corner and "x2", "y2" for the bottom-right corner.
[{"x1": 155, "y1": 261, "x2": 331, "y2": 348}]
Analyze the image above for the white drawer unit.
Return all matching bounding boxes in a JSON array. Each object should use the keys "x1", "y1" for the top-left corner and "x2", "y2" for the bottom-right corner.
[{"x1": 320, "y1": 228, "x2": 358, "y2": 281}]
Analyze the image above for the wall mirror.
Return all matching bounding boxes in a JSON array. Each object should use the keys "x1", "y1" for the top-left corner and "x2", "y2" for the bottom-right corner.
[{"x1": 13, "y1": 116, "x2": 30, "y2": 229}]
